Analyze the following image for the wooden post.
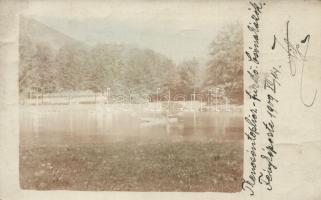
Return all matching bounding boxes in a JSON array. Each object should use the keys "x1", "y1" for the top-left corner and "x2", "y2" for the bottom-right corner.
[
  {"x1": 106, "y1": 88, "x2": 110, "y2": 104},
  {"x1": 168, "y1": 89, "x2": 170, "y2": 114},
  {"x1": 215, "y1": 88, "x2": 218, "y2": 112},
  {"x1": 29, "y1": 91, "x2": 32, "y2": 105},
  {"x1": 36, "y1": 92, "x2": 39, "y2": 105},
  {"x1": 41, "y1": 89, "x2": 44, "y2": 105}
]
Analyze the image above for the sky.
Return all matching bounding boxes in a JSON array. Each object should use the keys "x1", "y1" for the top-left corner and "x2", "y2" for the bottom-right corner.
[{"x1": 24, "y1": 1, "x2": 245, "y2": 63}]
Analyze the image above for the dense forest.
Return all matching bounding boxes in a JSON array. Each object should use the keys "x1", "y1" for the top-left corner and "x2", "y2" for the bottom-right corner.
[{"x1": 19, "y1": 19, "x2": 243, "y2": 104}]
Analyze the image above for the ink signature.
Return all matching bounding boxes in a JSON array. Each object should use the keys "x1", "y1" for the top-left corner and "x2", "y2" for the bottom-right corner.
[{"x1": 272, "y1": 20, "x2": 317, "y2": 107}]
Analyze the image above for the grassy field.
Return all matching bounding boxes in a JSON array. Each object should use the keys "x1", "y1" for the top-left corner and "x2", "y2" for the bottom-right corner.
[{"x1": 20, "y1": 141, "x2": 243, "y2": 192}]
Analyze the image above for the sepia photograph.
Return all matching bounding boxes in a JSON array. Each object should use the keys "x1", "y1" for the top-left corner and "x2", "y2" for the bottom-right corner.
[{"x1": 18, "y1": 2, "x2": 244, "y2": 192}]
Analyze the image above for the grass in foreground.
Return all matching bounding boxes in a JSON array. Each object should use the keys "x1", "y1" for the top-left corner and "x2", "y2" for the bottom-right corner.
[{"x1": 20, "y1": 141, "x2": 243, "y2": 192}]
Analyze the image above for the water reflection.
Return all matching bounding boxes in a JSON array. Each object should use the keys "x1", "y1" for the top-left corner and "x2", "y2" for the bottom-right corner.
[{"x1": 20, "y1": 104, "x2": 243, "y2": 146}]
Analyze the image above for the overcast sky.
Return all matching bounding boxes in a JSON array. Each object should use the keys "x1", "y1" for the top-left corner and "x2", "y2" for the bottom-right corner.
[{"x1": 25, "y1": 1, "x2": 245, "y2": 63}]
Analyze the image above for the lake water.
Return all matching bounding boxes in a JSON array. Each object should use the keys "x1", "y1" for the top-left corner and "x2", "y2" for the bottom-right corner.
[{"x1": 20, "y1": 104, "x2": 243, "y2": 146}]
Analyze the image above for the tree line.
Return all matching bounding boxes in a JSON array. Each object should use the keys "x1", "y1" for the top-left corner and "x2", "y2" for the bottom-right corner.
[{"x1": 19, "y1": 23, "x2": 243, "y2": 104}]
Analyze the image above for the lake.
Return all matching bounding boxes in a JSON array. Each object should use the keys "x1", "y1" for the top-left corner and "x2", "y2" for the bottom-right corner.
[{"x1": 20, "y1": 103, "x2": 243, "y2": 146}]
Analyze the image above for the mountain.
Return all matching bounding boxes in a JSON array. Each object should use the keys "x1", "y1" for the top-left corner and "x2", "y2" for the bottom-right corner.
[
  {"x1": 19, "y1": 16, "x2": 83, "y2": 51},
  {"x1": 19, "y1": 16, "x2": 87, "y2": 94},
  {"x1": 18, "y1": 16, "x2": 177, "y2": 95}
]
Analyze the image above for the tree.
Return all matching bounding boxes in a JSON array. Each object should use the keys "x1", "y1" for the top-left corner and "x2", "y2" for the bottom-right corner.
[
  {"x1": 55, "y1": 44, "x2": 90, "y2": 92},
  {"x1": 204, "y1": 23, "x2": 243, "y2": 104},
  {"x1": 176, "y1": 59, "x2": 202, "y2": 100},
  {"x1": 19, "y1": 41, "x2": 57, "y2": 94}
]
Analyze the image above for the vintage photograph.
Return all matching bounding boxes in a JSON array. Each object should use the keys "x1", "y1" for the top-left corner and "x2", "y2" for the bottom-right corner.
[{"x1": 19, "y1": 2, "x2": 244, "y2": 192}]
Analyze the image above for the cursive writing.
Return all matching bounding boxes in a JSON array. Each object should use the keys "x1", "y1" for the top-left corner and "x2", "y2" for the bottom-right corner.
[
  {"x1": 272, "y1": 21, "x2": 317, "y2": 107},
  {"x1": 259, "y1": 66, "x2": 280, "y2": 191},
  {"x1": 242, "y1": 0, "x2": 265, "y2": 196}
]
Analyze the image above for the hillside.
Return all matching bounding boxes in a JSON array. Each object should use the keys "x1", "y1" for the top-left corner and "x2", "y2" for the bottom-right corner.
[
  {"x1": 19, "y1": 16, "x2": 82, "y2": 51},
  {"x1": 18, "y1": 17, "x2": 243, "y2": 105}
]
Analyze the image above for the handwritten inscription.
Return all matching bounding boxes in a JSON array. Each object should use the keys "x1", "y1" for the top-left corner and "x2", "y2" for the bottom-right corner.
[
  {"x1": 259, "y1": 66, "x2": 280, "y2": 191},
  {"x1": 272, "y1": 21, "x2": 317, "y2": 107},
  {"x1": 242, "y1": 0, "x2": 265, "y2": 196},
  {"x1": 243, "y1": 0, "x2": 317, "y2": 196}
]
